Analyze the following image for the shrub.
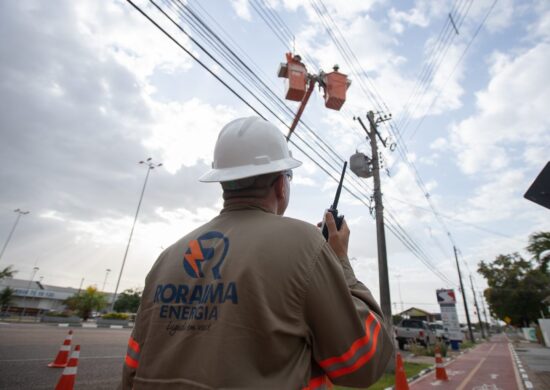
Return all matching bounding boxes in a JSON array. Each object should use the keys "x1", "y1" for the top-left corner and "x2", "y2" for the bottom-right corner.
[
  {"x1": 409, "y1": 342, "x2": 447, "y2": 357},
  {"x1": 101, "y1": 312, "x2": 129, "y2": 320},
  {"x1": 44, "y1": 311, "x2": 71, "y2": 318}
]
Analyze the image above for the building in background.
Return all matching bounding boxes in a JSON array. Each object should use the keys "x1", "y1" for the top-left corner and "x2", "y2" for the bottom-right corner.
[
  {"x1": 0, "y1": 278, "x2": 113, "y2": 316},
  {"x1": 398, "y1": 307, "x2": 442, "y2": 322}
]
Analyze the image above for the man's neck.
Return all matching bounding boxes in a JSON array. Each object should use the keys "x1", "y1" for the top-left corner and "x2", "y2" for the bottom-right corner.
[{"x1": 222, "y1": 197, "x2": 276, "y2": 214}]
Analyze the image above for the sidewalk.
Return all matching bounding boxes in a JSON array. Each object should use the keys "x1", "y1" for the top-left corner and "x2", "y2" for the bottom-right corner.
[{"x1": 508, "y1": 333, "x2": 550, "y2": 389}]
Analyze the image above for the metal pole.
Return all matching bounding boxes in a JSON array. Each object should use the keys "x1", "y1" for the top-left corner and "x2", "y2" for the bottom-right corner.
[
  {"x1": 77, "y1": 278, "x2": 84, "y2": 294},
  {"x1": 454, "y1": 246, "x2": 475, "y2": 342},
  {"x1": 20, "y1": 267, "x2": 39, "y2": 318},
  {"x1": 111, "y1": 159, "x2": 161, "y2": 311},
  {"x1": 0, "y1": 209, "x2": 29, "y2": 263},
  {"x1": 395, "y1": 273, "x2": 404, "y2": 313},
  {"x1": 102, "y1": 269, "x2": 111, "y2": 292},
  {"x1": 469, "y1": 275, "x2": 485, "y2": 338}
]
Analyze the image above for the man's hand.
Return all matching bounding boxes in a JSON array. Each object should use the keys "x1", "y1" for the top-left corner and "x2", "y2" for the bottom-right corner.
[{"x1": 321, "y1": 212, "x2": 350, "y2": 258}]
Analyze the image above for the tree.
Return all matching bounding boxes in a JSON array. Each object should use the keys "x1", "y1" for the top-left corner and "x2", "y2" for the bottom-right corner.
[
  {"x1": 478, "y1": 249, "x2": 550, "y2": 327},
  {"x1": 0, "y1": 287, "x2": 14, "y2": 311},
  {"x1": 0, "y1": 265, "x2": 16, "y2": 280},
  {"x1": 527, "y1": 231, "x2": 550, "y2": 271},
  {"x1": 113, "y1": 288, "x2": 142, "y2": 313},
  {"x1": 64, "y1": 286, "x2": 108, "y2": 320}
]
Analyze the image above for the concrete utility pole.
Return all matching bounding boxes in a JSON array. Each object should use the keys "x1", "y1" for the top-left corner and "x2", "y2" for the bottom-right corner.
[
  {"x1": 111, "y1": 158, "x2": 162, "y2": 311},
  {"x1": 454, "y1": 246, "x2": 475, "y2": 342},
  {"x1": 0, "y1": 209, "x2": 30, "y2": 263},
  {"x1": 479, "y1": 291, "x2": 490, "y2": 336},
  {"x1": 355, "y1": 111, "x2": 394, "y2": 371},
  {"x1": 356, "y1": 111, "x2": 392, "y2": 325},
  {"x1": 470, "y1": 274, "x2": 486, "y2": 339}
]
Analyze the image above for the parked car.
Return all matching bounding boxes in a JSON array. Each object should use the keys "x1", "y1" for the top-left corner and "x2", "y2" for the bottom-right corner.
[
  {"x1": 395, "y1": 319, "x2": 437, "y2": 350},
  {"x1": 428, "y1": 321, "x2": 449, "y2": 341}
]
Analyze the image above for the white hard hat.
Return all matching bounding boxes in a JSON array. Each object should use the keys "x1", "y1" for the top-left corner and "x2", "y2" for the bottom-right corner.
[{"x1": 199, "y1": 117, "x2": 302, "y2": 182}]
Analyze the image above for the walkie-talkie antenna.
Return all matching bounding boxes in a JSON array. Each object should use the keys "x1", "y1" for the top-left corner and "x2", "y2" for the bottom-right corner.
[{"x1": 331, "y1": 162, "x2": 347, "y2": 209}]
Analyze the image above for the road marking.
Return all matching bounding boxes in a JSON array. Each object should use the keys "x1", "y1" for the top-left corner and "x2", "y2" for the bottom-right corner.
[
  {"x1": 524, "y1": 381, "x2": 533, "y2": 389},
  {"x1": 0, "y1": 355, "x2": 123, "y2": 362},
  {"x1": 508, "y1": 343, "x2": 525, "y2": 390},
  {"x1": 430, "y1": 380, "x2": 442, "y2": 386},
  {"x1": 490, "y1": 374, "x2": 499, "y2": 379},
  {"x1": 456, "y1": 344, "x2": 496, "y2": 390},
  {"x1": 473, "y1": 385, "x2": 501, "y2": 390}
]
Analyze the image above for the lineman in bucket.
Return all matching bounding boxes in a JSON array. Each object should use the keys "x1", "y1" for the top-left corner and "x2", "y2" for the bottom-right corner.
[{"x1": 121, "y1": 117, "x2": 393, "y2": 389}]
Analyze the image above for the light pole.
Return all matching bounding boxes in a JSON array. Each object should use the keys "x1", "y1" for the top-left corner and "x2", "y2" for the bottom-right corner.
[
  {"x1": 20, "y1": 266, "x2": 39, "y2": 318},
  {"x1": 395, "y1": 273, "x2": 404, "y2": 313},
  {"x1": 111, "y1": 158, "x2": 162, "y2": 311},
  {"x1": 0, "y1": 209, "x2": 30, "y2": 263},
  {"x1": 102, "y1": 268, "x2": 111, "y2": 292}
]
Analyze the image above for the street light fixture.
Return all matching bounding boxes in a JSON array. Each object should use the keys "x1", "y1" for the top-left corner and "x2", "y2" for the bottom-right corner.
[
  {"x1": 102, "y1": 268, "x2": 111, "y2": 292},
  {"x1": 111, "y1": 158, "x2": 162, "y2": 311},
  {"x1": 0, "y1": 209, "x2": 30, "y2": 263}
]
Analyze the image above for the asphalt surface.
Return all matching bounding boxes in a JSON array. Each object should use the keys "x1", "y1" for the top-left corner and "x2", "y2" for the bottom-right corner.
[
  {"x1": 0, "y1": 322, "x2": 130, "y2": 389},
  {"x1": 410, "y1": 333, "x2": 521, "y2": 390}
]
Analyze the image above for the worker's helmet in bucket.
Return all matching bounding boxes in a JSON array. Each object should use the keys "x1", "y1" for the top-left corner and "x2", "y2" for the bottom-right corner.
[{"x1": 199, "y1": 117, "x2": 302, "y2": 182}]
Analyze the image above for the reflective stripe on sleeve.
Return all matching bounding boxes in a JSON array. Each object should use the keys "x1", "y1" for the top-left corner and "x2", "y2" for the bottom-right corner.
[
  {"x1": 319, "y1": 312, "x2": 381, "y2": 379},
  {"x1": 125, "y1": 336, "x2": 140, "y2": 369},
  {"x1": 128, "y1": 336, "x2": 140, "y2": 353},
  {"x1": 302, "y1": 374, "x2": 331, "y2": 390},
  {"x1": 125, "y1": 354, "x2": 139, "y2": 369}
]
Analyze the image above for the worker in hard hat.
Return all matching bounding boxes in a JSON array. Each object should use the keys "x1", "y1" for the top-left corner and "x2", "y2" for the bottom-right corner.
[{"x1": 121, "y1": 117, "x2": 393, "y2": 389}]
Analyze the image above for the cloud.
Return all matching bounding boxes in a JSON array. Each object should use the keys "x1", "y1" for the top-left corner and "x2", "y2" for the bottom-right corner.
[
  {"x1": 388, "y1": 5, "x2": 430, "y2": 34},
  {"x1": 451, "y1": 42, "x2": 550, "y2": 175},
  {"x1": 231, "y1": 0, "x2": 252, "y2": 21},
  {"x1": 143, "y1": 98, "x2": 238, "y2": 173}
]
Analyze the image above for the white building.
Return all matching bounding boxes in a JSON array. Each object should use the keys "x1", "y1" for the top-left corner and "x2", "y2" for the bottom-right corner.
[{"x1": 0, "y1": 278, "x2": 113, "y2": 316}]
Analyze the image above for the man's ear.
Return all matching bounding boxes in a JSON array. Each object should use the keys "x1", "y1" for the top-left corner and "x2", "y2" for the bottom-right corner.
[{"x1": 273, "y1": 174, "x2": 285, "y2": 200}]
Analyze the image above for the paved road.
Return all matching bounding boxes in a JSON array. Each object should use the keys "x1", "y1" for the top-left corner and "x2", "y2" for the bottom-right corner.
[
  {"x1": 410, "y1": 334, "x2": 521, "y2": 390},
  {"x1": 0, "y1": 322, "x2": 130, "y2": 389}
]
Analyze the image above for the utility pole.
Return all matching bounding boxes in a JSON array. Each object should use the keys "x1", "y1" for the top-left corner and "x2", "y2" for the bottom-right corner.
[
  {"x1": 469, "y1": 274, "x2": 485, "y2": 339},
  {"x1": 479, "y1": 291, "x2": 490, "y2": 336},
  {"x1": 454, "y1": 246, "x2": 475, "y2": 342},
  {"x1": 355, "y1": 111, "x2": 394, "y2": 370},
  {"x1": 355, "y1": 111, "x2": 392, "y2": 325},
  {"x1": 0, "y1": 209, "x2": 30, "y2": 263}
]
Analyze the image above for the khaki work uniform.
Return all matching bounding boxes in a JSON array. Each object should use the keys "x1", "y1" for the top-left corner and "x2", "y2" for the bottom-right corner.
[{"x1": 121, "y1": 204, "x2": 393, "y2": 389}]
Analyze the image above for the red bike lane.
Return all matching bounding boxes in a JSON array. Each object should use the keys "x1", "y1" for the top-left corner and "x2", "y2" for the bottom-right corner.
[{"x1": 410, "y1": 334, "x2": 521, "y2": 390}]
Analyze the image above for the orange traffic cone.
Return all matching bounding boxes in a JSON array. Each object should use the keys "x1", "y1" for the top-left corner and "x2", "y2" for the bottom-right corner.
[
  {"x1": 434, "y1": 345, "x2": 448, "y2": 381},
  {"x1": 395, "y1": 352, "x2": 409, "y2": 390},
  {"x1": 55, "y1": 345, "x2": 80, "y2": 390},
  {"x1": 48, "y1": 330, "x2": 73, "y2": 368}
]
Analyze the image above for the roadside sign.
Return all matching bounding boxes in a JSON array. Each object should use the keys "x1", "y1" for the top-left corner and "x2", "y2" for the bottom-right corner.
[
  {"x1": 436, "y1": 289, "x2": 457, "y2": 304},
  {"x1": 436, "y1": 289, "x2": 463, "y2": 345}
]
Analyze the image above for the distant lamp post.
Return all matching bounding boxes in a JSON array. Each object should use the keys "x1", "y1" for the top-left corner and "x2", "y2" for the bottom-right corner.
[
  {"x1": 20, "y1": 266, "x2": 39, "y2": 318},
  {"x1": 102, "y1": 268, "x2": 111, "y2": 292},
  {"x1": 0, "y1": 209, "x2": 30, "y2": 263},
  {"x1": 111, "y1": 158, "x2": 162, "y2": 311}
]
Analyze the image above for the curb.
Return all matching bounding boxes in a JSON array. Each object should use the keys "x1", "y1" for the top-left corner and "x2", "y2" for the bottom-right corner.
[{"x1": 509, "y1": 343, "x2": 532, "y2": 389}]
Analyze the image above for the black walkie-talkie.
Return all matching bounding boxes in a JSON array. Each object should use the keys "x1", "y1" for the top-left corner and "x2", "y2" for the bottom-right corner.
[{"x1": 321, "y1": 162, "x2": 347, "y2": 240}]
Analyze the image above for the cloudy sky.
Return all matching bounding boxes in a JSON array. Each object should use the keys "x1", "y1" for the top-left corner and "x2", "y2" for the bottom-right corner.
[{"x1": 1, "y1": 0, "x2": 548, "y2": 321}]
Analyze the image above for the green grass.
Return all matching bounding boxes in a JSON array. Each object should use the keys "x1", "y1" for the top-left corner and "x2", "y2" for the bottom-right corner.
[{"x1": 333, "y1": 362, "x2": 432, "y2": 390}]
